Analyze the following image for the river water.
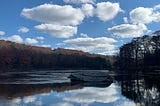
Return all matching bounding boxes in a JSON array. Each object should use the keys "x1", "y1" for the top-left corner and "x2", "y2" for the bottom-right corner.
[{"x1": 0, "y1": 70, "x2": 159, "y2": 106}]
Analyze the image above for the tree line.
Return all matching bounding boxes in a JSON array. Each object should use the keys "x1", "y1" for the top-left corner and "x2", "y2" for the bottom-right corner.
[
  {"x1": 0, "y1": 40, "x2": 111, "y2": 71},
  {"x1": 116, "y1": 31, "x2": 160, "y2": 72}
]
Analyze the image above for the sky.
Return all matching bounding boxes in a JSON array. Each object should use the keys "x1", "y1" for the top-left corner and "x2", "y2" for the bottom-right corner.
[{"x1": 0, "y1": 0, "x2": 160, "y2": 55}]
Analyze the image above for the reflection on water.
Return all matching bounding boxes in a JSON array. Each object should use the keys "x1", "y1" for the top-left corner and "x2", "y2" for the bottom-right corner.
[
  {"x1": 0, "y1": 71, "x2": 159, "y2": 106},
  {"x1": 0, "y1": 71, "x2": 71, "y2": 84},
  {"x1": 0, "y1": 83, "x2": 136, "y2": 106},
  {"x1": 115, "y1": 74, "x2": 160, "y2": 106}
]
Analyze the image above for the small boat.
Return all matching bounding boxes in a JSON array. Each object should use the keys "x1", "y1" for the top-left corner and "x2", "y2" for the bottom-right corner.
[{"x1": 68, "y1": 71, "x2": 113, "y2": 82}]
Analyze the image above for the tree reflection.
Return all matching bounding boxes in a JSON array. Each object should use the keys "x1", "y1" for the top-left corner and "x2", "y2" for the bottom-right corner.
[
  {"x1": 0, "y1": 74, "x2": 159, "y2": 106},
  {"x1": 0, "y1": 83, "x2": 79, "y2": 99},
  {"x1": 0, "y1": 81, "x2": 112, "y2": 100},
  {"x1": 115, "y1": 74, "x2": 160, "y2": 106}
]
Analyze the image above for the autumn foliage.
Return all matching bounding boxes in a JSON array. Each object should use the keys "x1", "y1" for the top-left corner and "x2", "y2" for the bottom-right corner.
[{"x1": 0, "y1": 40, "x2": 111, "y2": 71}]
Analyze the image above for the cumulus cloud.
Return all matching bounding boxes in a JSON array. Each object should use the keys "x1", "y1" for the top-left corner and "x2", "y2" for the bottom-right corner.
[
  {"x1": 130, "y1": 7, "x2": 160, "y2": 24},
  {"x1": 18, "y1": 27, "x2": 29, "y2": 33},
  {"x1": 123, "y1": 17, "x2": 128, "y2": 23},
  {"x1": 98, "y1": 50, "x2": 119, "y2": 55},
  {"x1": 25, "y1": 38, "x2": 38, "y2": 44},
  {"x1": 63, "y1": 37, "x2": 117, "y2": 52},
  {"x1": 21, "y1": 4, "x2": 83, "y2": 38},
  {"x1": 154, "y1": 4, "x2": 160, "y2": 10},
  {"x1": 108, "y1": 24, "x2": 147, "y2": 38},
  {"x1": 21, "y1": 4, "x2": 84, "y2": 26},
  {"x1": 108, "y1": 4, "x2": 160, "y2": 38},
  {"x1": 21, "y1": 2, "x2": 123, "y2": 39},
  {"x1": 116, "y1": 101, "x2": 136, "y2": 106},
  {"x1": 63, "y1": 0, "x2": 96, "y2": 4},
  {"x1": 81, "y1": 4, "x2": 94, "y2": 17},
  {"x1": 96, "y1": 2, "x2": 123, "y2": 21},
  {"x1": 0, "y1": 31, "x2": 5, "y2": 36},
  {"x1": 80, "y1": 33, "x2": 88, "y2": 37},
  {"x1": 7, "y1": 35, "x2": 23, "y2": 43},
  {"x1": 41, "y1": 44, "x2": 51, "y2": 48},
  {"x1": 36, "y1": 36, "x2": 45, "y2": 40},
  {"x1": 35, "y1": 24, "x2": 77, "y2": 38}
]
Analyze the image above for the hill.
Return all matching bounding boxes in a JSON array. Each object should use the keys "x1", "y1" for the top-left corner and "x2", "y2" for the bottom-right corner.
[{"x1": 0, "y1": 40, "x2": 112, "y2": 71}]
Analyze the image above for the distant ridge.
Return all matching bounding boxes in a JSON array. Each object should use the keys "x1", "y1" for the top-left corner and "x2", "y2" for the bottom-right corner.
[{"x1": 0, "y1": 40, "x2": 112, "y2": 71}]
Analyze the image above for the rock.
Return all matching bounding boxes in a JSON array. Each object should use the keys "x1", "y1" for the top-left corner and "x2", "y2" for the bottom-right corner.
[
  {"x1": 70, "y1": 81, "x2": 112, "y2": 88},
  {"x1": 68, "y1": 71, "x2": 113, "y2": 83}
]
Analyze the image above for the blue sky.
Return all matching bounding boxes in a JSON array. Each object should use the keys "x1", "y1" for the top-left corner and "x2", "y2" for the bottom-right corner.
[{"x1": 0, "y1": 0, "x2": 160, "y2": 55}]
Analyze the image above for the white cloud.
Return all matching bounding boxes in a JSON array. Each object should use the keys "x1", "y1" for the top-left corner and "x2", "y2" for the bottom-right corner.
[
  {"x1": 18, "y1": 27, "x2": 29, "y2": 33},
  {"x1": 7, "y1": 35, "x2": 23, "y2": 43},
  {"x1": 108, "y1": 24, "x2": 147, "y2": 38},
  {"x1": 41, "y1": 44, "x2": 51, "y2": 48},
  {"x1": 96, "y1": 2, "x2": 123, "y2": 21},
  {"x1": 108, "y1": 5, "x2": 160, "y2": 38},
  {"x1": 56, "y1": 43, "x2": 65, "y2": 46},
  {"x1": 21, "y1": 2, "x2": 123, "y2": 39},
  {"x1": 116, "y1": 101, "x2": 136, "y2": 106},
  {"x1": 80, "y1": 33, "x2": 88, "y2": 37},
  {"x1": 123, "y1": 17, "x2": 128, "y2": 23},
  {"x1": 21, "y1": 4, "x2": 84, "y2": 26},
  {"x1": 64, "y1": 37, "x2": 117, "y2": 52},
  {"x1": 81, "y1": 4, "x2": 94, "y2": 17},
  {"x1": 154, "y1": 4, "x2": 160, "y2": 10},
  {"x1": 25, "y1": 38, "x2": 38, "y2": 44},
  {"x1": 0, "y1": 31, "x2": 5, "y2": 36},
  {"x1": 130, "y1": 7, "x2": 160, "y2": 24},
  {"x1": 63, "y1": 0, "x2": 96, "y2": 4},
  {"x1": 36, "y1": 36, "x2": 45, "y2": 40},
  {"x1": 98, "y1": 50, "x2": 119, "y2": 55},
  {"x1": 35, "y1": 24, "x2": 77, "y2": 38}
]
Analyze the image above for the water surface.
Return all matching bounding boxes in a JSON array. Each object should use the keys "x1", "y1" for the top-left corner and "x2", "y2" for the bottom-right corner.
[{"x1": 0, "y1": 70, "x2": 159, "y2": 106}]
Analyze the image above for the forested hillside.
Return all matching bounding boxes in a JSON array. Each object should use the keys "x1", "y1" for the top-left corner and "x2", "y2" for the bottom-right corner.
[{"x1": 0, "y1": 40, "x2": 112, "y2": 71}]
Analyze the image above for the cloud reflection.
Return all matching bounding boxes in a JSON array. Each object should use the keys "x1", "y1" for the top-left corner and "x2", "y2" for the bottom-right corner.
[
  {"x1": 0, "y1": 83, "x2": 137, "y2": 106},
  {"x1": 23, "y1": 96, "x2": 36, "y2": 103},
  {"x1": 11, "y1": 98, "x2": 21, "y2": 104},
  {"x1": 64, "y1": 83, "x2": 119, "y2": 104},
  {"x1": 50, "y1": 102, "x2": 73, "y2": 106},
  {"x1": 63, "y1": 83, "x2": 136, "y2": 106},
  {"x1": 0, "y1": 98, "x2": 21, "y2": 106}
]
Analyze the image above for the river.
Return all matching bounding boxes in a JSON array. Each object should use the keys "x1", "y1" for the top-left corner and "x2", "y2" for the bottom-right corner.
[{"x1": 0, "y1": 70, "x2": 159, "y2": 106}]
